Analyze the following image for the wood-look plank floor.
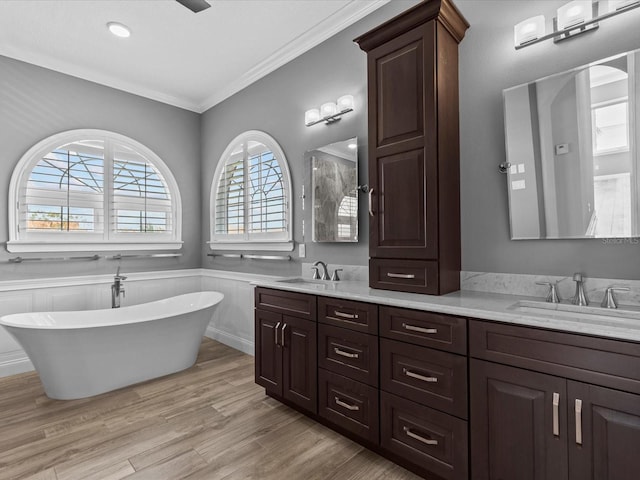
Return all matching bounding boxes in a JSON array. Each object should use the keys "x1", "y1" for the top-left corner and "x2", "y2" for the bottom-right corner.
[{"x1": 0, "y1": 338, "x2": 421, "y2": 480}]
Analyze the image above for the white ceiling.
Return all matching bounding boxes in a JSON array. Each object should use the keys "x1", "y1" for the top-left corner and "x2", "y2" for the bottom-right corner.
[{"x1": 0, "y1": 0, "x2": 390, "y2": 113}]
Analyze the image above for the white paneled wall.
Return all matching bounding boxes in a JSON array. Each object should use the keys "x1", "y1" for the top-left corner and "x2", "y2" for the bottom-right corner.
[{"x1": 0, "y1": 269, "x2": 273, "y2": 378}]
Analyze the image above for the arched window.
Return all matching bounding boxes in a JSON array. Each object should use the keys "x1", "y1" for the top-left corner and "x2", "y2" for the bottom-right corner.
[
  {"x1": 209, "y1": 131, "x2": 292, "y2": 251},
  {"x1": 8, "y1": 129, "x2": 182, "y2": 252}
]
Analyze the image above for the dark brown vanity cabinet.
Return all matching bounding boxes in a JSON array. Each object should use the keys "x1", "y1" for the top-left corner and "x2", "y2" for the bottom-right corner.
[
  {"x1": 470, "y1": 320, "x2": 640, "y2": 480},
  {"x1": 255, "y1": 288, "x2": 317, "y2": 414},
  {"x1": 355, "y1": 0, "x2": 469, "y2": 295}
]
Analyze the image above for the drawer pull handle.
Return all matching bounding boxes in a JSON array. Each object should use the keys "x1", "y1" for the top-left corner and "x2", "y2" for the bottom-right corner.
[
  {"x1": 335, "y1": 397, "x2": 360, "y2": 411},
  {"x1": 334, "y1": 311, "x2": 358, "y2": 320},
  {"x1": 334, "y1": 347, "x2": 359, "y2": 359},
  {"x1": 274, "y1": 322, "x2": 281, "y2": 346},
  {"x1": 552, "y1": 392, "x2": 560, "y2": 437},
  {"x1": 403, "y1": 368, "x2": 438, "y2": 383},
  {"x1": 403, "y1": 426, "x2": 438, "y2": 446},
  {"x1": 368, "y1": 188, "x2": 374, "y2": 217},
  {"x1": 402, "y1": 323, "x2": 438, "y2": 335},
  {"x1": 575, "y1": 398, "x2": 583, "y2": 445},
  {"x1": 387, "y1": 273, "x2": 416, "y2": 279},
  {"x1": 281, "y1": 323, "x2": 287, "y2": 348}
]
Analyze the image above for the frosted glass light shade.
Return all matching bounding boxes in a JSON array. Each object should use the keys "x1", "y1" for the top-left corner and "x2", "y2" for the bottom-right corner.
[
  {"x1": 320, "y1": 102, "x2": 338, "y2": 118},
  {"x1": 514, "y1": 15, "x2": 546, "y2": 46},
  {"x1": 608, "y1": 0, "x2": 640, "y2": 12},
  {"x1": 337, "y1": 94, "x2": 355, "y2": 112},
  {"x1": 557, "y1": 1, "x2": 593, "y2": 30},
  {"x1": 305, "y1": 108, "x2": 321, "y2": 125}
]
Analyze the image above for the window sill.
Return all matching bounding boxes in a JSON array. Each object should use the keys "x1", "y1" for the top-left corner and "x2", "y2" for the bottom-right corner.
[
  {"x1": 6, "y1": 241, "x2": 183, "y2": 253},
  {"x1": 207, "y1": 241, "x2": 294, "y2": 252}
]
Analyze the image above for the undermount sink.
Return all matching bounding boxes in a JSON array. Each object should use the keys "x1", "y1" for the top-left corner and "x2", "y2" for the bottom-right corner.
[
  {"x1": 276, "y1": 277, "x2": 330, "y2": 288},
  {"x1": 509, "y1": 300, "x2": 640, "y2": 327}
]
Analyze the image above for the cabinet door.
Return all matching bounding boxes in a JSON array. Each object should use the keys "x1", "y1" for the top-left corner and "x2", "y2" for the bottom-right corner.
[
  {"x1": 569, "y1": 381, "x2": 640, "y2": 480},
  {"x1": 367, "y1": 23, "x2": 438, "y2": 260},
  {"x1": 471, "y1": 360, "x2": 568, "y2": 480},
  {"x1": 255, "y1": 309, "x2": 282, "y2": 396},
  {"x1": 282, "y1": 315, "x2": 317, "y2": 414}
]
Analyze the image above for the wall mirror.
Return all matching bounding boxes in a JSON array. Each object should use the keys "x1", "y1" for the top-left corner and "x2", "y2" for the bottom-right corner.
[
  {"x1": 504, "y1": 49, "x2": 640, "y2": 239},
  {"x1": 305, "y1": 137, "x2": 358, "y2": 242}
]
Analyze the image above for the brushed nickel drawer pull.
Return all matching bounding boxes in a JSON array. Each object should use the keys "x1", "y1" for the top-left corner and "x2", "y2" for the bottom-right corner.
[
  {"x1": 368, "y1": 188, "x2": 374, "y2": 217},
  {"x1": 402, "y1": 323, "x2": 438, "y2": 335},
  {"x1": 575, "y1": 398, "x2": 583, "y2": 445},
  {"x1": 334, "y1": 347, "x2": 359, "y2": 359},
  {"x1": 403, "y1": 368, "x2": 438, "y2": 383},
  {"x1": 274, "y1": 322, "x2": 281, "y2": 346},
  {"x1": 281, "y1": 323, "x2": 287, "y2": 348},
  {"x1": 387, "y1": 273, "x2": 416, "y2": 279},
  {"x1": 403, "y1": 426, "x2": 438, "y2": 446},
  {"x1": 334, "y1": 311, "x2": 358, "y2": 320},
  {"x1": 335, "y1": 397, "x2": 360, "y2": 411},
  {"x1": 552, "y1": 392, "x2": 560, "y2": 437}
]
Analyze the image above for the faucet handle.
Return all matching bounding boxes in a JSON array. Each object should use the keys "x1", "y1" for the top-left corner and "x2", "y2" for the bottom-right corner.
[
  {"x1": 331, "y1": 269, "x2": 343, "y2": 282},
  {"x1": 536, "y1": 281, "x2": 561, "y2": 303},
  {"x1": 311, "y1": 266, "x2": 320, "y2": 280},
  {"x1": 601, "y1": 285, "x2": 630, "y2": 309}
]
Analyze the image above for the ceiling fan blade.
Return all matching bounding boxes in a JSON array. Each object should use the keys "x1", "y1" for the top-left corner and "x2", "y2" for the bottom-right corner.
[{"x1": 176, "y1": 0, "x2": 211, "y2": 13}]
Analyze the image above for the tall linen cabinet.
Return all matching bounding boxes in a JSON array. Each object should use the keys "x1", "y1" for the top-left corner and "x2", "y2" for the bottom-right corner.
[{"x1": 355, "y1": 0, "x2": 469, "y2": 295}]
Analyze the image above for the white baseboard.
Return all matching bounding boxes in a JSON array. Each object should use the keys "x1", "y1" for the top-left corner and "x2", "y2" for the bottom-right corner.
[
  {"x1": 0, "y1": 350, "x2": 34, "y2": 377},
  {"x1": 205, "y1": 325, "x2": 255, "y2": 356}
]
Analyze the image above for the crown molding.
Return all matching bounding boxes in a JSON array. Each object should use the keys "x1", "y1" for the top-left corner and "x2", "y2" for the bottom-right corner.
[{"x1": 198, "y1": 0, "x2": 390, "y2": 113}]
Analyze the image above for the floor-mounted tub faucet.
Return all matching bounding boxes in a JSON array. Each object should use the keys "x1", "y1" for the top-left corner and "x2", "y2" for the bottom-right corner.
[{"x1": 111, "y1": 267, "x2": 127, "y2": 308}]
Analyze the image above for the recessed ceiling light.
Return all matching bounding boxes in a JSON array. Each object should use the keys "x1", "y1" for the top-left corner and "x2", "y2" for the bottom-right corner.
[{"x1": 107, "y1": 22, "x2": 131, "y2": 38}]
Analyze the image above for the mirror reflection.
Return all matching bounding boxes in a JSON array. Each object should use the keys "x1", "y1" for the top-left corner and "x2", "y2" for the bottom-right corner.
[
  {"x1": 306, "y1": 137, "x2": 358, "y2": 242},
  {"x1": 504, "y1": 50, "x2": 640, "y2": 239}
]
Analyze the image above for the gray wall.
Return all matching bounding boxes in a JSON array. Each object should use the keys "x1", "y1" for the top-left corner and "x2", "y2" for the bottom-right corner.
[
  {"x1": 458, "y1": 0, "x2": 640, "y2": 279},
  {"x1": 200, "y1": 1, "x2": 420, "y2": 277},
  {"x1": 0, "y1": 56, "x2": 201, "y2": 280}
]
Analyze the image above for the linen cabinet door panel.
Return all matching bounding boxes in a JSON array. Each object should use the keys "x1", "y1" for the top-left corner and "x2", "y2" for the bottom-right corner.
[
  {"x1": 255, "y1": 309, "x2": 282, "y2": 396},
  {"x1": 369, "y1": 148, "x2": 437, "y2": 259},
  {"x1": 370, "y1": 24, "x2": 434, "y2": 149},
  {"x1": 281, "y1": 315, "x2": 317, "y2": 414},
  {"x1": 470, "y1": 359, "x2": 568, "y2": 480},
  {"x1": 569, "y1": 381, "x2": 640, "y2": 480}
]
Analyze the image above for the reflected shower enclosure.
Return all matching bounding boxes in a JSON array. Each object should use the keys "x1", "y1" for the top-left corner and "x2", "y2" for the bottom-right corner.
[
  {"x1": 503, "y1": 49, "x2": 640, "y2": 239},
  {"x1": 306, "y1": 138, "x2": 358, "y2": 242}
]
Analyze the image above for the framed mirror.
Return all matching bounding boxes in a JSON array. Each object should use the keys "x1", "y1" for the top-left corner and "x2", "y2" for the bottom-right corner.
[
  {"x1": 504, "y1": 49, "x2": 640, "y2": 239},
  {"x1": 305, "y1": 137, "x2": 358, "y2": 242}
]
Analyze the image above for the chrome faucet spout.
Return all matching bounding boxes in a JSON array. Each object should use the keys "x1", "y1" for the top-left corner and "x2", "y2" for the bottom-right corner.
[
  {"x1": 312, "y1": 261, "x2": 330, "y2": 280},
  {"x1": 111, "y1": 268, "x2": 126, "y2": 308},
  {"x1": 572, "y1": 273, "x2": 589, "y2": 306}
]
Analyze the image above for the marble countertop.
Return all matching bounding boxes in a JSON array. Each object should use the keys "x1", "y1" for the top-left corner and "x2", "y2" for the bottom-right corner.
[{"x1": 252, "y1": 277, "x2": 640, "y2": 344}]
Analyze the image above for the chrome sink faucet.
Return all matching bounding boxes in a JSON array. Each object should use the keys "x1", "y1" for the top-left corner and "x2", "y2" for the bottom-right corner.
[
  {"x1": 572, "y1": 273, "x2": 589, "y2": 306},
  {"x1": 536, "y1": 281, "x2": 560, "y2": 303},
  {"x1": 312, "y1": 261, "x2": 330, "y2": 280},
  {"x1": 601, "y1": 286, "x2": 630, "y2": 309},
  {"x1": 111, "y1": 267, "x2": 127, "y2": 308}
]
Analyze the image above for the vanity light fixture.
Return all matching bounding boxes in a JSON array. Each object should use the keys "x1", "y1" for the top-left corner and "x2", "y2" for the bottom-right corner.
[
  {"x1": 107, "y1": 22, "x2": 131, "y2": 38},
  {"x1": 514, "y1": 0, "x2": 640, "y2": 49},
  {"x1": 305, "y1": 94, "x2": 355, "y2": 126}
]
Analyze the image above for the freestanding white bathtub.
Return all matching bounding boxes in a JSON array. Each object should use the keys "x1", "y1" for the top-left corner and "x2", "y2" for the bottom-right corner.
[{"x1": 0, "y1": 291, "x2": 224, "y2": 400}]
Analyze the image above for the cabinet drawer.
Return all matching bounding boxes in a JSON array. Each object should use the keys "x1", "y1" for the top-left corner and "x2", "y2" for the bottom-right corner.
[
  {"x1": 255, "y1": 287, "x2": 316, "y2": 321},
  {"x1": 370, "y1": 259, "x2": 439, "y2": 295},
  {"x1": 319, "y1": 369, "x2": 379, "y2": 444},
  {"x1": 380, "y1": 306, "x2": 466, "y2": 354},
  {"x1": 381, "y1": 391, "x2": 468, "y2": 480},
  {"x1": 318, "y1": 324, "x2": 378, "y2": 387},
  {"x1": 469, "y1": 320, "x2": 640, "y2": 395},
  {"x1": 318, "y1": 296, "x2": 378, "y2": 334},
  {"x1": 381, "y1": 338, "x2": 467, "y2": 419}
]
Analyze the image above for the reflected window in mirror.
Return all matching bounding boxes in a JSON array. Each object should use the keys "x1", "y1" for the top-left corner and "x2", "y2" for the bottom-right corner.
[{"x1": 503, "y1": 50, "x2": 639, "y2": 240}]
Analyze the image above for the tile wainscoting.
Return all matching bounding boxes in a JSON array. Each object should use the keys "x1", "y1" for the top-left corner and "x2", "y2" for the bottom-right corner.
[{"x1": 0, "y1": 269, "x2": 270, "y2": 378}]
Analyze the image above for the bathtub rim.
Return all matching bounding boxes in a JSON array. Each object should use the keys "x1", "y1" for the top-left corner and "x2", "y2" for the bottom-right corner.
[{"x1": 0, "y1": 291, "x2": 224, "y2": 330}]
